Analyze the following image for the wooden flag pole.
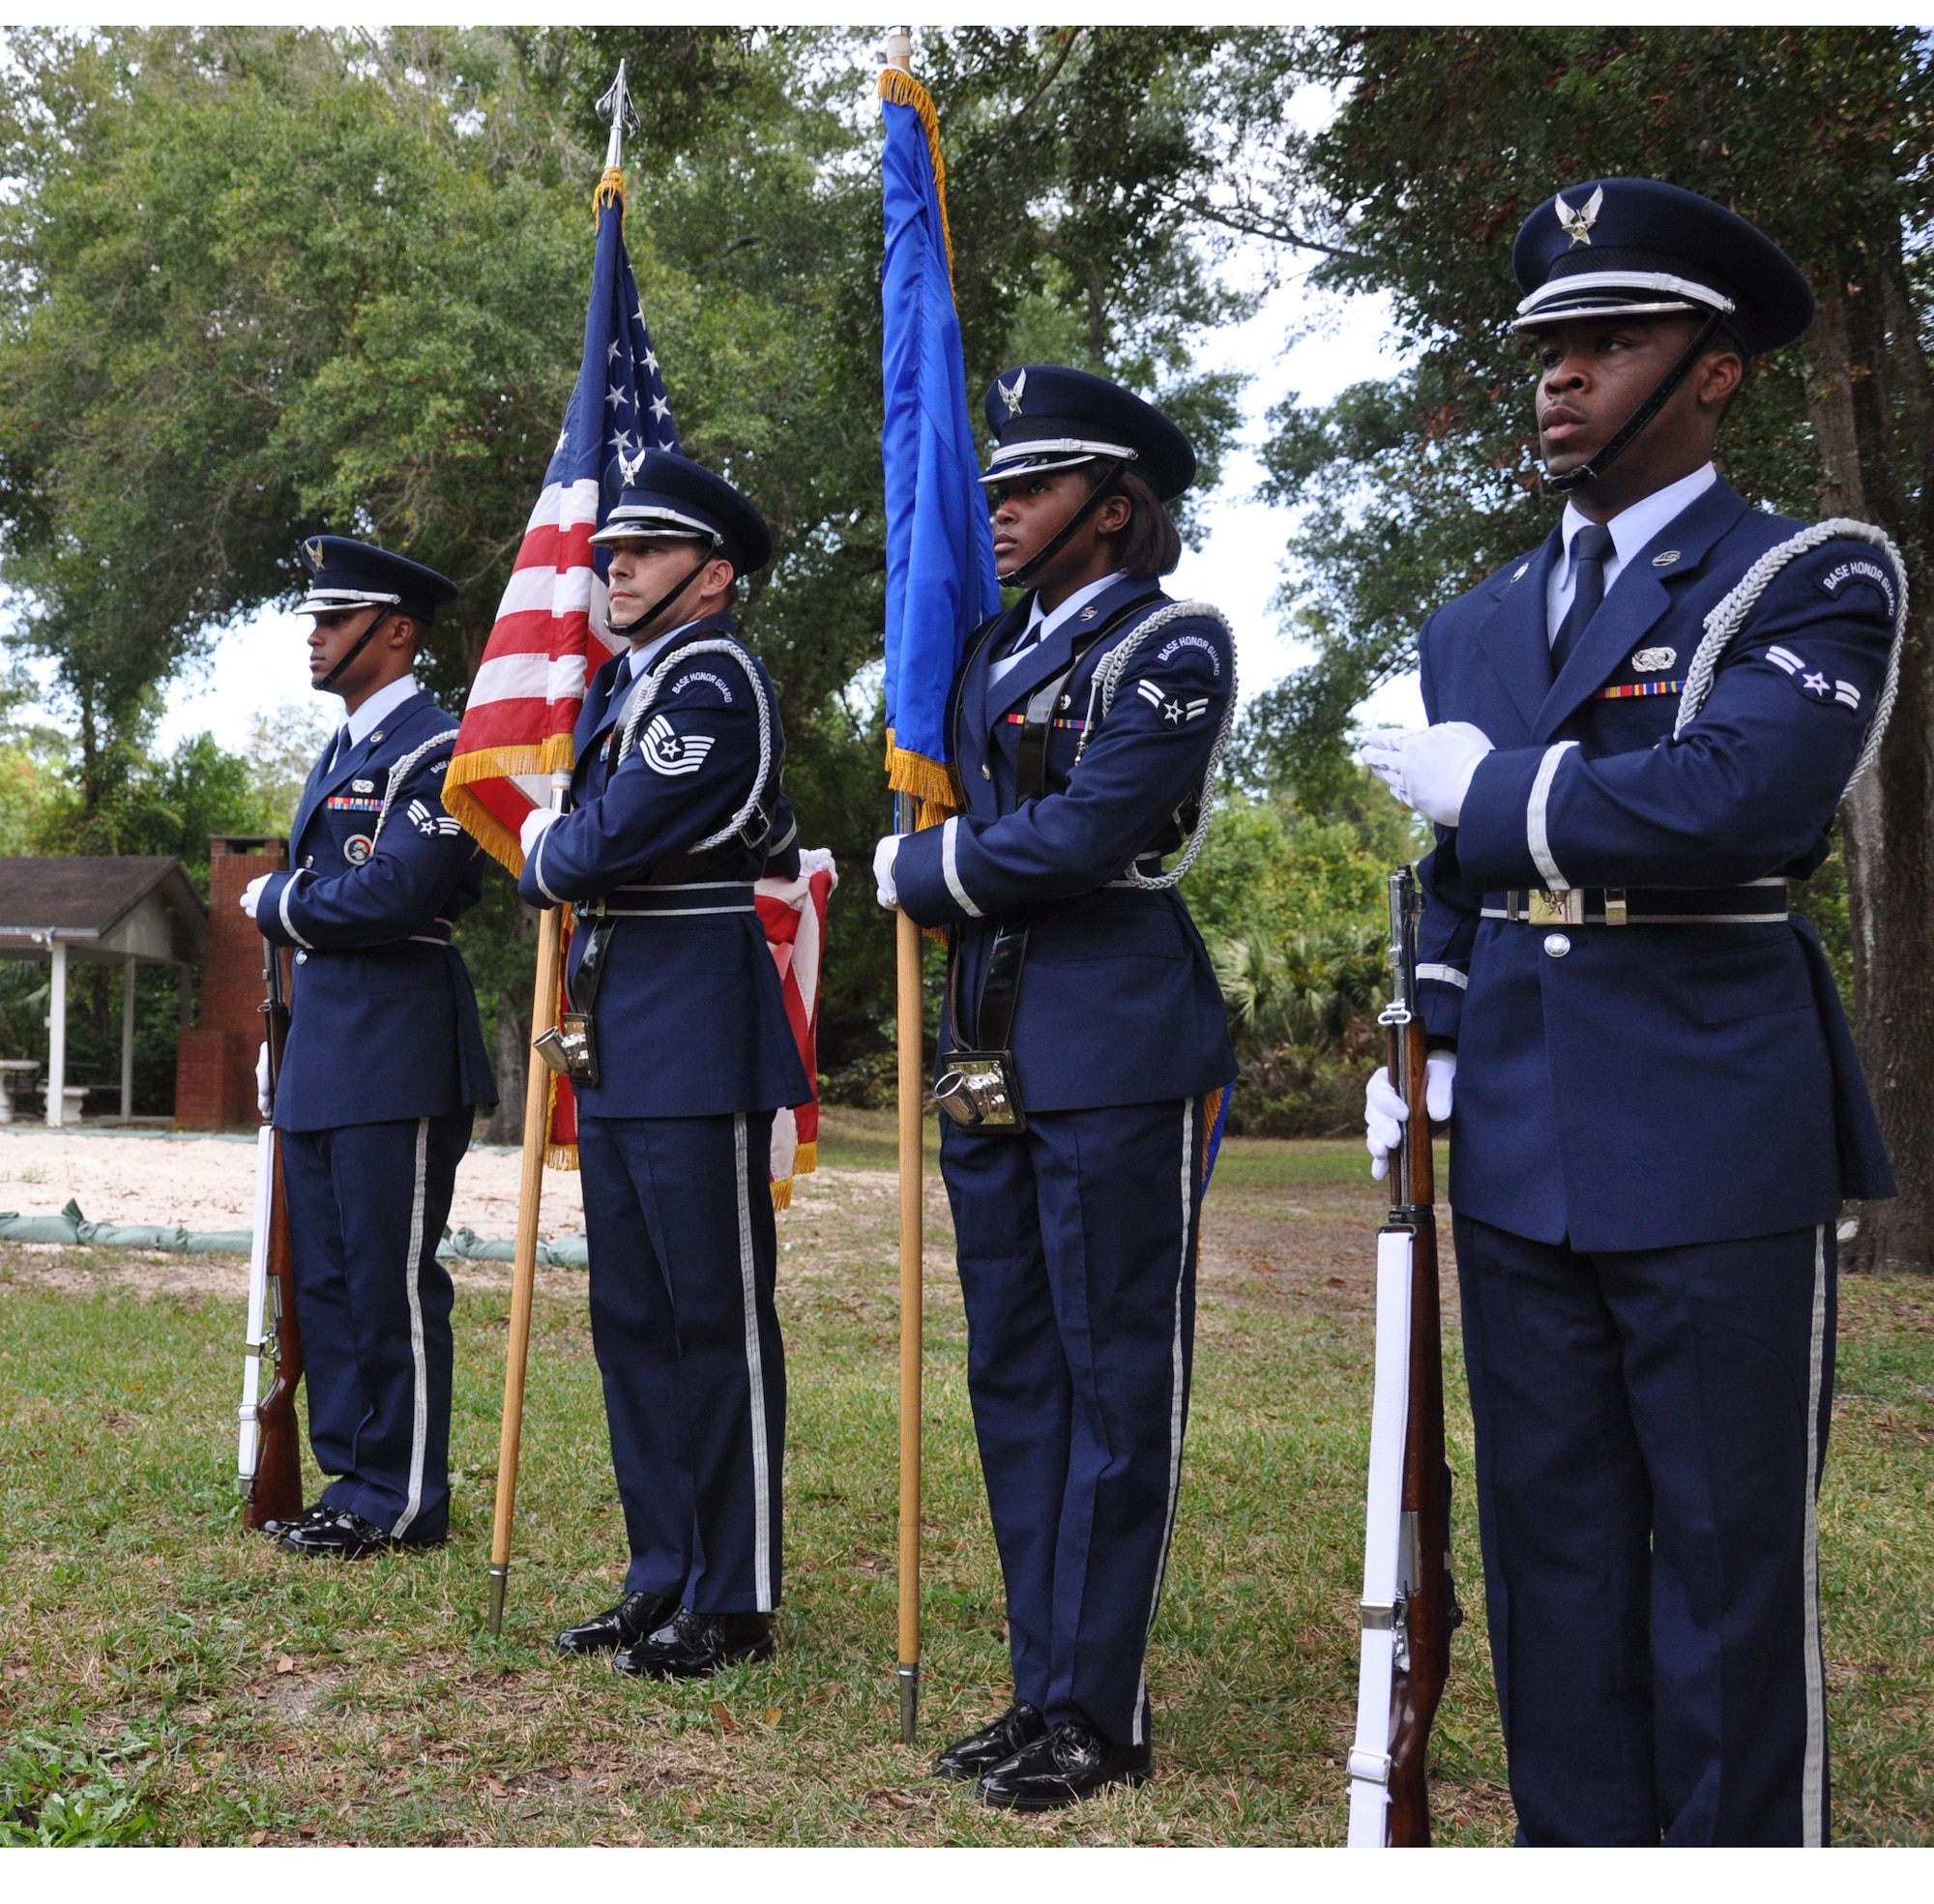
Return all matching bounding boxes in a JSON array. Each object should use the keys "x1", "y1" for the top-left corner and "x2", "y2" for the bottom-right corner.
[
  {"x1": 894, "y1": 896, "x2": 924, "y2": 1743},
  {"x1": 487, "y1": 782, "x2": 571, "y2": 1637},
  {"x1": 886, "y1": 25, "x2": 923, "y2": 1748}
]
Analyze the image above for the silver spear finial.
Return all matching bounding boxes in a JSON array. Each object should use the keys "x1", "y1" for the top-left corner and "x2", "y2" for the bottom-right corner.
[{"x1": 597, "y1": 60, "x2": 639, "y2": 171}]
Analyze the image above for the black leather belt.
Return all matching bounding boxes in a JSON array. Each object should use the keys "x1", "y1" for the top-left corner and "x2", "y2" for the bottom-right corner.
[
  {"x1": 576, "y1": 881, "x2": 757, "y2": 919},
  {"x1": 1481, "y1": 883, "x2": 1789, "y2": 926}
]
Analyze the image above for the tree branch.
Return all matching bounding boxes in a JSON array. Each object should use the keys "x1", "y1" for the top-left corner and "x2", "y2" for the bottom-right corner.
[
  {"x1": 1181, "y1": 196, "x2": 1370, "y2": 262},
  {"x1": 1008, "y1": 26, "x2": 1083, "y2": 132}
]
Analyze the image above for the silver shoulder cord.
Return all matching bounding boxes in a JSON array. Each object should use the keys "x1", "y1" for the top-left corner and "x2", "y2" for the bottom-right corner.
[
  {"x1": 367, "y1": 727, "x2": 462, "y2": 852},
  {"x1": 612, "y1": 637, "x2": 775, "y2": 854},
  {"x1": 1069, "y1": 599, "x2": 1238, "y2": 891},
  {"x1": 1674, "y1": 518, "x2": 1907, "y2": 794}
]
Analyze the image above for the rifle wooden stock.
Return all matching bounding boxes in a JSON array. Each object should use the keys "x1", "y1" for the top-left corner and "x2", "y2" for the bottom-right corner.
[
  {"x1": 1384, "y1": 1009, "x2": 1452, "y2": 1846},
  {"x1": 245, "y1": 947, "x2": 305, "y2": 1531}
]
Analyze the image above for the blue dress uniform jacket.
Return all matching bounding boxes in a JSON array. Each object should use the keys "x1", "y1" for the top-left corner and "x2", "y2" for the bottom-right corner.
[
  {"x1": 252, "y1": 687, "x2": 495, "y2": 1544},
  {"x1": 895, "y1": 573, "x2": 1236, "y2": 1748},
  {"x1": 895, "y1": 574, "x2": 1236, "y2": 1108},
  {"x1": 516, "y1": 616, "x2": 810, "y2": 1117},
  {"x1": 515, "y1": 613, "x2": 803, "y2": 1613},
  {"x1": 1418, "y1": 477, "x2": 1900, "y2": 1845},
  {"x1": 256, "y1": 689, "x2": 497, "y2": 1132},
  {"x1": 1414, "y1": 480, "x2": 1895, "y2": 1251}
]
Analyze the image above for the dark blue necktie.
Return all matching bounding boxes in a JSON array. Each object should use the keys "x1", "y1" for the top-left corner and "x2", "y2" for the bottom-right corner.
[{"x1": 1553, "y1": 522, "x2": 1616, "y2": 671}]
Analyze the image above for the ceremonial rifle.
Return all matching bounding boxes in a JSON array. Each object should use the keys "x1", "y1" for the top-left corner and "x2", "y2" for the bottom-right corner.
[
  {"x1": 1346, "y1": 864, "x2": 1456, "y2": 1846},
  {"x1": 239, "y1": 935, "x2": 305, "y2": 1529}
]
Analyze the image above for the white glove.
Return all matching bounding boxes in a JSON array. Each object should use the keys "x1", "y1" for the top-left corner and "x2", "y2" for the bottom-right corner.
[
  {"x1": 1359, "y1": 722, "x2": 1494, "y2": 827},
  {"x1": 798, "y1": 845, "x2": 839, "y2": 890},
  {"x1": 1364, "y1": 1051, "x2": 1456, "y2": 1181},
  {"x1": 873, "y1": 834, "x2": 905, "y2": 911},
  {"x1": 240, "y1": 874, "x2": 270, "y2": 921},
  {"x1": 519, "y1": 807, "x2": 560, "y2": 859},
  {"x1": 255, "y1": 1041, "x2": 272, "y2": 1120}
]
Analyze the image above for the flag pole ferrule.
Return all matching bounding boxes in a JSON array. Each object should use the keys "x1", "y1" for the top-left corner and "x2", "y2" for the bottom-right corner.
[
  {"x1": 486, "y1": 1564, "x2": 509, "y2": 1638},
  {"x1": 898, "y1": 1661, "x2": 920, "y2": 1744}
]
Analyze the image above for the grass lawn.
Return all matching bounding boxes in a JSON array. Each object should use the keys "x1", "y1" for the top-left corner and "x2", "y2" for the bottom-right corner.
[{"x1": 0, "y1": 1118, "x2": 1928, "y2": 1845}]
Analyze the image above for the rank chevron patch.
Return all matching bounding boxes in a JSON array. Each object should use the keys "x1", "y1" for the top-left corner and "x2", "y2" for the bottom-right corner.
[{"x1": 642, "y1": 713, "x2": 716, "y2": 776}]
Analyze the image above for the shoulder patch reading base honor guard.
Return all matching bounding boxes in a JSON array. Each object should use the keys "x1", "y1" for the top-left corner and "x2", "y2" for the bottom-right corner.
[{"x1": 1819, "y1": 557, "x2": 1897, "y2": 617}]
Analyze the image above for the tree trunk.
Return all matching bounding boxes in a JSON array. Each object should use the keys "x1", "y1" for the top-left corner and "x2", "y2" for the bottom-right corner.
[
  {"x1": 1804, "y1": 270, "x2": 1934, "y2": 1275},
  {"x1": 485, "y1": 1000, "x2": 532, "y2": 1145}
]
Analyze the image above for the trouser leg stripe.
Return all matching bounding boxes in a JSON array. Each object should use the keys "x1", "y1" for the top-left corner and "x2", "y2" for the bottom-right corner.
[
  {"x1": 1802, "y1": 1220, "x2": 1828, "y2": 1846},
  {"x1": 1134, "y1": 1096, "x2": 1194, "y2": 1747},
  {"x1": 734, "y1": 1113, "x2": 775, "y2": 1611},
  {"x1": 391, "y1": 1117, "x2": 431, "y2": 1540}
]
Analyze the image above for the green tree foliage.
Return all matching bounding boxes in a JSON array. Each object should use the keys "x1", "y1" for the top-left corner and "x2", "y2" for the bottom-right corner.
[{"x1": 0, "y1": 25, "x2": 1256, "y2": 1099}]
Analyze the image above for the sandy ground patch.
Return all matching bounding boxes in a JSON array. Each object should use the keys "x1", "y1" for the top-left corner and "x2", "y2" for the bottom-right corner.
[{"x1": 0, "y1": 1127, "x2": 586, "y2": 1240}]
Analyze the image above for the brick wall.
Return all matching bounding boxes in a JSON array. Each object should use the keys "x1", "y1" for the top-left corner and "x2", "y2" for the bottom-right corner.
[{"x1": 176, "y1": 835, "x2": 285, "y2": 1128}]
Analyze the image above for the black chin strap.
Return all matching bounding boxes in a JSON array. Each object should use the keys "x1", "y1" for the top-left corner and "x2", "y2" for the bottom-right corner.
[
  {"x1": 1544, "y1": 307, "x2": 1728, "y2": 495},
  {"x1": 998, "y1": 458, "x2": 1129, "y2": 590},
  {"x1": 604, "y1": 544, "x2": 718, "y2": 645},
  {"x1": 316, "y1": 606, "x2": 395, "y2": 694}
]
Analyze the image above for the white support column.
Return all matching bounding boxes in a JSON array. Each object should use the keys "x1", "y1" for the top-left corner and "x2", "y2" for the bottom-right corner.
[
  {"x1": 44, "y1": 939, "x2": 66, "y2": 1128},
  {"x1": 121, "y1": 955, "x2": 137, "y2": 1120}
]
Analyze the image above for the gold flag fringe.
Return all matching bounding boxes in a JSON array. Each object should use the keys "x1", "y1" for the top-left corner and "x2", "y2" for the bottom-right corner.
[
  {"x1": 445, "y1": 735, "x2": 580, "y2": 876},
  {"x1": 1202, "y1": 1086, "x2": 1225, "y2": 1186},
  {"x1": 594, "y1": 164, "x2": 625, "y2": 220},
  {"x1": 878, "y1": 68, "x2": 955, "y2": 286},
  {"x1": 884, "y1": 732, "x2": 960, "y2": 826}
]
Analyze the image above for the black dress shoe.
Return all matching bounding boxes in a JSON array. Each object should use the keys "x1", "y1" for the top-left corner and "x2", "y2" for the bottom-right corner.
[
  {"x1": 556, "y1": 1592, "x2": 678, "y2": 1657},
  {"x1": 934, "y1": 1702, "x2": 1048, "y2": 1781},
  {"x1": 258, "y1": 1501, "x2": 336, "y2": 1540},
  {"x1": 612, "y1": 1607, "x2": 773, "y2": 1680},
  {"x1": 277, "y1": 1510, "x2": 443, "y2": 1559},
  {"x1": 978, "y1": 1719, "x2": 1151, "y2": 1811}
]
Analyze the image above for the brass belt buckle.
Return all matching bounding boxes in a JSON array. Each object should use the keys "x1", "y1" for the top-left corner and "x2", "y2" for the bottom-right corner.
[{"x1": 1527, "y1": 888, "x2": 1584, "y2": 926}]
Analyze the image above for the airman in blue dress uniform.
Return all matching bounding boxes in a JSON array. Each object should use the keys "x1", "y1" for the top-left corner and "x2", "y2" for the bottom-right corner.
[
  {"x1": 517, "y1": 451, "x2": 809, "y2": 1681},
  {"x1": 876, "y1": 367, "x2": 1238, "y2": 1808},
  {"x1": 243, "y1": 536, "x2": 498, "y2": 1559},
  {"x1": 1361, "y1": 180, "x2": 1903, "y2": 1845}
]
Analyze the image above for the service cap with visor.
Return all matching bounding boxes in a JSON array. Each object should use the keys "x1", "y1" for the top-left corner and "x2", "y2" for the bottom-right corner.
[
  {"x1": 1511, "y1": 178, "x2": 1816, "y2": 492},
  {"x1": 979, "y1": 365, "x2": 1195, "y2": 587}
]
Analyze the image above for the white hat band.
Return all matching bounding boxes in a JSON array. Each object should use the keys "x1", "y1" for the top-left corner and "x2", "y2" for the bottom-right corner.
[
  {"x1": 980, "y1": 437, "x2": 1138, "y2": 485},
  {"x1": 299, "y1": 588, "x2": 402, "y2": 614},
  {"x1": 1514, "y1": 270, "x2": 1738, "y2": 331},
  {"x1": 590, "y1": 505, "x2": 722, "y2": 547}
]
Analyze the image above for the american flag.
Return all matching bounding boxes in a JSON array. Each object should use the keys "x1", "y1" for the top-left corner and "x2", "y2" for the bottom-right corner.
[
  {"x1": 444, "y1": 174, "x2": 676, "y2": 867},
  {"x1": 446, "y1": 170, "x2": 829, "y2": 1201}
]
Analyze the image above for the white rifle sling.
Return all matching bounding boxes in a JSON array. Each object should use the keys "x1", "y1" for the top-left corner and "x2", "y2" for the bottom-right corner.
[
  {"x1": 237, "y1": 1122, "x2": 277, "y2": 1484},
  {"x1": 1347, "y1": 1230, "x2": 1416, "y2": 1848}
]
